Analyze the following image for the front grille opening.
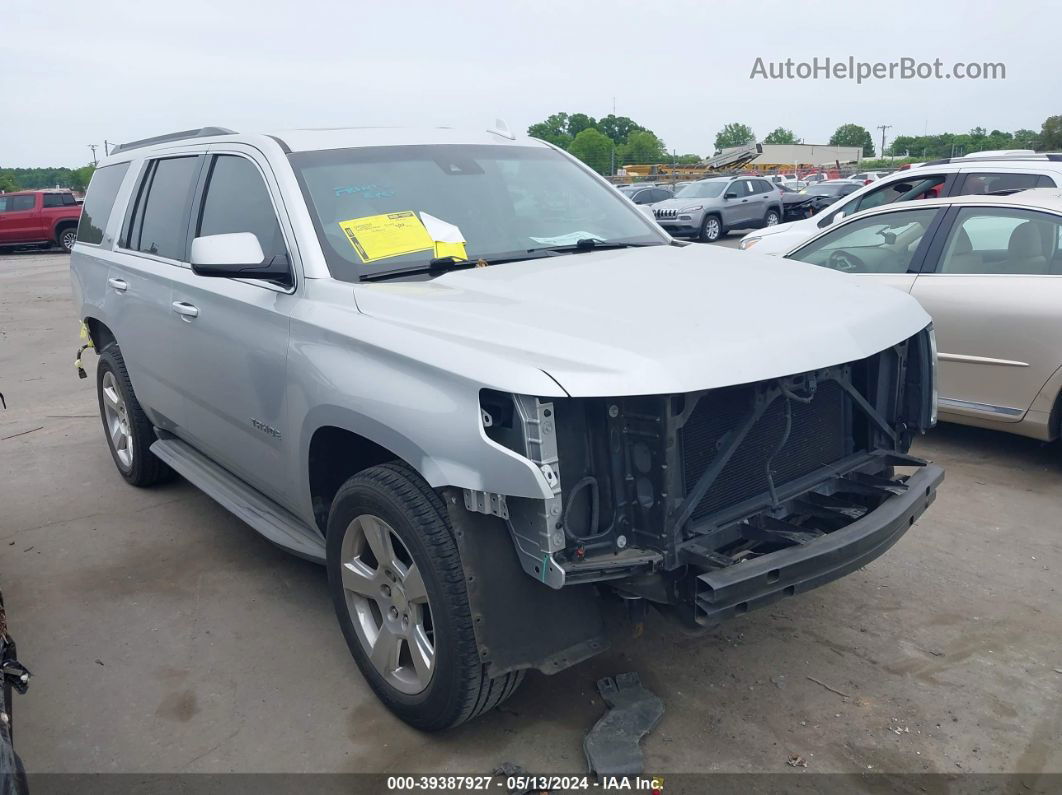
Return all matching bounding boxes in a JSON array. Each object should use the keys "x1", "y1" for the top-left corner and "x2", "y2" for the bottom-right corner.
[{"x1": 682, "y1": 379, "x2": 856, "y2": 522}]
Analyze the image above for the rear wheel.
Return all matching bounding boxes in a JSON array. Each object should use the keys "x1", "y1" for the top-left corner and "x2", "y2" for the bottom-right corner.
[
  {"x1": 699, "y1": 214, "x2": 723, "y2": 242},
  {"x1": 326, "y1": 462, "x2": 523, "y2": 730},
  {"x1": 96, "y1": 345, "x2": 172, "y2": 487},
  {"x1": 763, "y1": 208, "x2": 781, "y2": 227},
  {"x1": 58, "y1": 227, "x2": 77, "y2": 253}
]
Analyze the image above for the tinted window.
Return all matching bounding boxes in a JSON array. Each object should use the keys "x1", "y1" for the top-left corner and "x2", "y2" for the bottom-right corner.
[
  {"x1": 43, "y1": 194, "x2": 62, "y2": 207},
  {"x1": 1, "y1": 195, "x2": 36, "y2": 212},
  {"x1": 789, "y1": 208, "x2": 940, "y2": 274},
  {"x1": 197, "y1": 155, "x2": 287, "y2": 262},
  {"x1": 130, "y1": 157, "x2": 200, "y2": 259},
  {"x1": 63, "y1": 193, "x2": 77, "y2": 205},
  {"x1": 76, "y1": 163, "x2": 130, "y2": 245},
  {"x1": 960, "y1": 172, "x2": 1054, "y2": 195},
  {"x1": 938, "y1": 208, "x2": 1062, "y2": 275},
  {"x1": 755, "y1": 180, "x2": 773, "y2": 193}
]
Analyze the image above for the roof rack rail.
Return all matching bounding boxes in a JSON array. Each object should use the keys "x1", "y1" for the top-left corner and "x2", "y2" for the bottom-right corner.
[
  {"x1": 923, "y1": 152, "x2": 1058, "y2": 167},
  {"x1": 110, "y1": 127, "x2": 237, "y2": 155}
]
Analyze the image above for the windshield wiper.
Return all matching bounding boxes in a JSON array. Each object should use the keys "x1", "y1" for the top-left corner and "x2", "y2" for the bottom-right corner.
[
  {"x1": 527, "y1": 239, "x2": 661, "y2": 254},
  {"x1": 360, "y1": 252, "x2": 552, "y2": 282}
]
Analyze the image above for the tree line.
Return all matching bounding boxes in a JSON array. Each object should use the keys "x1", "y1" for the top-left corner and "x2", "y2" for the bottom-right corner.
[
  {"x1": 0, "y1": 165, "x2": 95, "y2": 193},
  {"x1": 530, "y1": 112, "x2": 1062, "y2": 172}
]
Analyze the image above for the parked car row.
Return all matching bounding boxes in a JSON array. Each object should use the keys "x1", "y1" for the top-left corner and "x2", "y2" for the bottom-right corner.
[{"x1": 739, "y1": 152, "x2": 1062, "y2": 445}]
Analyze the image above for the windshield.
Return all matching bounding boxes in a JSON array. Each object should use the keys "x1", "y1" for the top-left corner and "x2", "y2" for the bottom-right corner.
[
  {"x1": 289, "y1": 144, "x2": 665, "y2": 281},
  {"x1": 674, "y1": 181, "x2": 726, "y2": 199}
]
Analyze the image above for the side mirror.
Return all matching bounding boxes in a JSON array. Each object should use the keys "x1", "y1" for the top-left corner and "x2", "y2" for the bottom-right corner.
[
  {"x1": 190, "y1": 233, "x2": 290, "y2": 282},
  {"x1": 832, "y1": 211, "x2": 846, "y2": 224},
  {"x1": 724, "y1": 192, "x2": 738, "y2": 199}
]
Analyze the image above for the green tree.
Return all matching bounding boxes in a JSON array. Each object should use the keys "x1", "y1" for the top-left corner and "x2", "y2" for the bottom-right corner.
[
  {"x1": 617, "y1": 130, "x2": 667, "y2": 165},
  {"x1": 763, "y1": 127, "x2": 797, "y2": 145},
  {"x1": 568, "y1": 128, "x2": 614, "y2": 174},
  {"x1": 1040, "y1": 115, "x2": 1062, "y2": 151},
  {"x1": 597, "y1": 114, "x2": 645, "y2": 144},
  {"x1": 566, "y1": 113, "x2": 597, "y2": 138},
  {"x1": 714, "y1": 123, "x2": 755, "y2": 151},
  {"x1": 1013, "y1": 128, "x2": 1039, "y2": 149},
  {"x1": 527, "y1": 112, "x2": 572, "y2": 148},
  {"x1": 70, "y1": 165, "x2": 95, "y2": 192},
  {"x1": 0, "y1": 172, "x2": 19, "y2": 192},
  {"x1": 829, "y1": 124, "x2": 875, "y2": 157}
]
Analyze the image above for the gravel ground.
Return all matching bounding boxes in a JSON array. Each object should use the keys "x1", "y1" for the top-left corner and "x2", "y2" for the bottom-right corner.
[{"x1": 1, "y1": 251, "x2": 1060, "y2": 777}]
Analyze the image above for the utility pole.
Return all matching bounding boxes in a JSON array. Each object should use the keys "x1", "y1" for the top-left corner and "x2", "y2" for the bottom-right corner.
[
  {"x1": 104, "y1": 140, "x2": 112, "y2": 156},
  {"x1": 876, "y1": 124, "x2": 892, "y2": 159},
  {"x1": 87, "y1": 144, "x2": 99, "y2": 166}
]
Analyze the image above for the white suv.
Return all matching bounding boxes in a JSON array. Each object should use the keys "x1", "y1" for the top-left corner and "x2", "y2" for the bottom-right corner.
[{"x1": 739, "y1": 154, "x2": 1062, "y2": 255}]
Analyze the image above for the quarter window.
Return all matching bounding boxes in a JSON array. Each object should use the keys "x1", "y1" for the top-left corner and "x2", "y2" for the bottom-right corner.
[
  {"x1": 937, "y1": 208, "x2": 1062, "y2": 275},
  {"x1": 196, "y1": 155, "x2": 288, "y2": 264},
  {"x1": 790, "y1": 208, "x2": 941, "y2": 274},
  {"x1": 959, "y1": 172, "x2": 1056, "y2": 195},
  {"x1": 76, "y1": 163, "x2": 130, "y2": 245}
]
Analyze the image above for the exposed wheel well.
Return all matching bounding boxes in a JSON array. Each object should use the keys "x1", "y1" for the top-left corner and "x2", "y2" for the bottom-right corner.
[
  {"x1": 308, "y1": 426, "x2": 398, "y2": 532},
  {"x1": 85, "y1": 317, "x2": 116, "y2": 352},
  {"x1": 54, "y1": 219, "x2": 78, "y2": 240}
]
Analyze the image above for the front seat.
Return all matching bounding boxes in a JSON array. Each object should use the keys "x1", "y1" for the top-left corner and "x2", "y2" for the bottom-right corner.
[
  {"x1": 1006, "y1": 221, "x2": 1049, "y2": 274},
  {"x1": 942, "y1": 228, "x2": 983, "y2": 273}
]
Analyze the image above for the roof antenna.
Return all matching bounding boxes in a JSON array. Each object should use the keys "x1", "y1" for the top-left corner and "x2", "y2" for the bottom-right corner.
[{"x1": 488, "y1": 118, "x2": 515, "y2": 140}]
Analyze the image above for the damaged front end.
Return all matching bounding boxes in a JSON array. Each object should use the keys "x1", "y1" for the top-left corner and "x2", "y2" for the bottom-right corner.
[{"x1": 473, "y1": 326, "x2": 942, "y2": 626}]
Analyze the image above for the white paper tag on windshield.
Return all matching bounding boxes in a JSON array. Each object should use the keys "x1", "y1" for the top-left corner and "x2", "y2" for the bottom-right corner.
[{"x1": 529, "y1": 231, "x2": 606, "y2": 247}]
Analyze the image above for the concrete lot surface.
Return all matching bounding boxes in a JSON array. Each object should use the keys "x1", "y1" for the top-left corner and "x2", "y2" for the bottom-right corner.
[{"x1": 1, "y1": 251, "x2": 1060, "y2": 776}]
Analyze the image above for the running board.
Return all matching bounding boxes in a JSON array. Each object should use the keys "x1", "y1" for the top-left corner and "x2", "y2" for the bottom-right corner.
[{"x1": 150, "y1": 435, "x2": 326, "y2": 563}]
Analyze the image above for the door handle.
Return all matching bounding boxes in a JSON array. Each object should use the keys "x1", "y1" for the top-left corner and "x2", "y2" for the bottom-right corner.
[
  {"x1": 107, "y1": 277, "x2": 128, "y2": 292},
  {"x1": 171, "y1": 301, "x2": 199, "y2": 319}
]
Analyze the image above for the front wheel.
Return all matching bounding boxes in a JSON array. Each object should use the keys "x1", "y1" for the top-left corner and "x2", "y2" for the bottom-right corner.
[
  {"x1": 326, "y1": 462, "x2": 523, "y2": 730},
  {"x1": 699, "y1": 214, "x2": 724, "y2": 242}
]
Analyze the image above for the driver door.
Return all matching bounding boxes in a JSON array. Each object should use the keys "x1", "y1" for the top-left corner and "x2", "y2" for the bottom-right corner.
[{"x1": 785, "y1": 206, "x2": 946, "y2": 294}]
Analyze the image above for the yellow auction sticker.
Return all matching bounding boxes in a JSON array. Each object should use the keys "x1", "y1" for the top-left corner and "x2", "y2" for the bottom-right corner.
[{"x1": 338, "y1": 211, "x2": 434, "y2": 262}]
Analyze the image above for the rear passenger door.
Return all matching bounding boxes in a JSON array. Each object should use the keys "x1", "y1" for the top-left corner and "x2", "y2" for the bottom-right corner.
[
  {"x1": 167, "y1": 149, "x2": 298, "y2": 508},
  {"x1": 110, "y1": 155, "x2": 204, "y2": 430},
  {"x1": 910, "y1": 205, "x2": 1062, "y2": 422},
  {"x1": 0, "y1": 194, "x2": 40, "y2": 243}
]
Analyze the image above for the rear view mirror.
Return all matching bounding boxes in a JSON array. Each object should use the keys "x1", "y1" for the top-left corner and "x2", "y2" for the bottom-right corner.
[{"x1": 190, "y1": 232, "x2": 290, "y2": 282}]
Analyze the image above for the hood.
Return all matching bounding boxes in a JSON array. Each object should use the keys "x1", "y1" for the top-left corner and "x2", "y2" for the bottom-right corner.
[
  {"x1": 650, "y1": 195, "x2": 718, "y2": 211},
  {"x1": 353, "y1": 244, "x2": 930, "y2": 397}
]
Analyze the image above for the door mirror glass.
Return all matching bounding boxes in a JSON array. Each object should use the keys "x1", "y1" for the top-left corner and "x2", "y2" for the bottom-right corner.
[
  {"x1": 190, "y1": 232, "x2": 289, "y2": 280},
  {"x1": 724, "y1": 191, "x2": 737, "y2": 199}
]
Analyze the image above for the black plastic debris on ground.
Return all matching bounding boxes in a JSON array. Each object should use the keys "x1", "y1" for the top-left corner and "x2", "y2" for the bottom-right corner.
[{"x1": 584, "y1": 672, "x2": 664, "y2": 776}]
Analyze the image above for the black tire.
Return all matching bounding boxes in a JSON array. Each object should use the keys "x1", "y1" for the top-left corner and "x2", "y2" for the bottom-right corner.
[
  {"x1": 326, "y1": 462, "x2": 524, "y2": 730},
  {"x1": 57, "y1": 226, "x2": 77, "y2": 253},
  {"x1": 763, "y1": 207, "x2": 781, "y2": 227},
  {"x1": 95, "y1": 345, "x2": 173, "y2": 487},
  {"x1": 699, "y1": 213, "x2": 724, "y2": 242}
]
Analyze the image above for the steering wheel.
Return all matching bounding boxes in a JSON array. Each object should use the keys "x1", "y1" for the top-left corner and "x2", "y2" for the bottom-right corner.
[{"x1": 827, "y1": 249, "x2": 866, "y2": 272}]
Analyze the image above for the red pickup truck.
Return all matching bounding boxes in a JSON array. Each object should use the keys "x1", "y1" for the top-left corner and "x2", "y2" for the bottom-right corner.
[{"x1": 0, "y1": 190, "x2": 82, "y2": 253}]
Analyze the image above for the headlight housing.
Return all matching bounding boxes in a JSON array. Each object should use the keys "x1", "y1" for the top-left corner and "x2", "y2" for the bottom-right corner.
[
  {"x1": 738, "y1": 236, "x2": 761, "y2": 250},
  {"x1": 679, "y1": 205, "x2": 703, "y2": 213}
]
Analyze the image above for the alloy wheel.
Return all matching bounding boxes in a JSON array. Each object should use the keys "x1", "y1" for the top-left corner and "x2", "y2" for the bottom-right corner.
[
  {"x1": 340, "y1": 514, "x2": 435, "y2": 694},
  {"x1": 101, "y1": 370, "x2": 133, "y2": 469}
]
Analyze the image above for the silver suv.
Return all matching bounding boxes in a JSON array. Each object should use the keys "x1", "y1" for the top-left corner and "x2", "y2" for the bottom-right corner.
[
  {"x1": 70, "y1": 125, "x2": 942, "y2": 729},
  {"x1": 651, "y1": 176, "x2": 783, "y2": 241}
]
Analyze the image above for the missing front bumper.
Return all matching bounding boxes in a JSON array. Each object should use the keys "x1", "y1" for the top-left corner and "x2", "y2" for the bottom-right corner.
[{"x1": 690, "y1": 463, "x2": 944, "y2": 625}]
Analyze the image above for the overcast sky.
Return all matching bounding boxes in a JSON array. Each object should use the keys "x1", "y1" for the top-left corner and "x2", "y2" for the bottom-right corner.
[{"x1": 3, "y1": 0, "x2": 1057, "y2": 167}]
